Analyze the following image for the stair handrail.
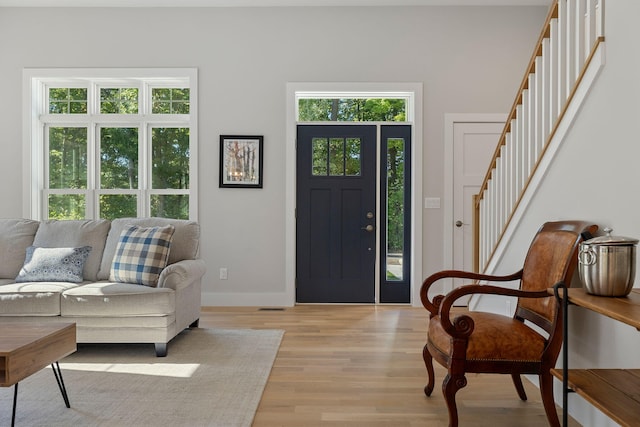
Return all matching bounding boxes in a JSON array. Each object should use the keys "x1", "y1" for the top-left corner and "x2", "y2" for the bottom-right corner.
[{"x1": 473, "y1": 0, "x2": 605, "y2": 272}]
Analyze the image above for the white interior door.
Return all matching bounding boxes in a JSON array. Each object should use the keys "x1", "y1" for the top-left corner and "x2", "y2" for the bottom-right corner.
[{"x1": 451, "y1": 121, "x2": 504, "y2": 303}]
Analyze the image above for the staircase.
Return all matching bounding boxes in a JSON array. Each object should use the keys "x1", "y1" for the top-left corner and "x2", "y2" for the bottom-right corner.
[{"x1": 474, "y1": 0, "x2": 606, "y2": 272}]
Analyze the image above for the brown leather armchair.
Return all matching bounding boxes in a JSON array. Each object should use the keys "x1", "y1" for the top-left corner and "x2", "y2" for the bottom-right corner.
[{"x1": 420, "y1": 221, "x2": 597, "y2": 427}]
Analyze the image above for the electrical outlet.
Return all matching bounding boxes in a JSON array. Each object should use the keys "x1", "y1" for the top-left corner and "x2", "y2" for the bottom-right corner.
[{"x1": 219, "y1": 268, "x2": 228, "y2": 280}]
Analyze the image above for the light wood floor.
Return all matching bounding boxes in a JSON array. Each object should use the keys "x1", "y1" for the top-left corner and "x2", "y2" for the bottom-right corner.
[{"x1": 200, "y1": 305, "x2": 578, "y2": 427}]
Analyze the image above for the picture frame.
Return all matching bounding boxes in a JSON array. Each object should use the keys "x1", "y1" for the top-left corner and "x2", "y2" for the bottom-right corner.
[{"x1": 219, "y1": 135, "x2": 264, "y2": 188}]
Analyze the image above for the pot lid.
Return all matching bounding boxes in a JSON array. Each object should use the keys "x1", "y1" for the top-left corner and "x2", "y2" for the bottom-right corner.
[{"x1": 583, "y1": 227, "x2": 639, "y2": 246}]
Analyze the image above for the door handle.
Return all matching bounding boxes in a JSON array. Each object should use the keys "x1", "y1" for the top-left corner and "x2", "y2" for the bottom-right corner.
[
  {"x1": 455, "y1": 220, "x2": 467, "y2": 228},
  {"x1": 361, "y1": 225, "x2": 374, "y2": 232}
]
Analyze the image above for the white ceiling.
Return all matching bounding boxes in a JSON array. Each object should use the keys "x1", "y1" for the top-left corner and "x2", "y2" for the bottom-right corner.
[{"x1": 0, "y1": 0, "x2": 552, "y2": 7}]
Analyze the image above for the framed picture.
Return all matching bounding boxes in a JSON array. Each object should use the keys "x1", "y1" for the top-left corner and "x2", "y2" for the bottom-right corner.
[{"x1": 219, "y1": 135, "x2": 264, "y2": 188}]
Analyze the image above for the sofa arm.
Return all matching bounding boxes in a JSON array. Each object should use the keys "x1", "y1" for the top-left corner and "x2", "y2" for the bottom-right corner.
[{"x1": 157, "y1": 259, "x2": 206, "y2": 291}]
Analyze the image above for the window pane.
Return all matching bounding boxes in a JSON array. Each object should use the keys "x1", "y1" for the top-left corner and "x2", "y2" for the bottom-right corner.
[
  {"x1": 152, "y1": 88, "x2": 190, "y2": 114},
  {"x1": 298, "y1": 98, "x2": 407, "y2": 122},
  {"x1": 329, "y1": 138, "x2": 344, "y2": 176},
  {"x1": 151, "y1": 194, "x2": 189, "y2": 219},
  {"x1": 100, "y1": 88, "x2": 139, "y2": 114},
  {"x1": 49, "y1": 88, "x2": 87, "y2": 114},
  {"x1": 49, "y1": 127, "x2": 87, "y2": 189},
  {"x1": 312, "y1": 138, "x2": 328, "y2": 176},
  {"x1": 99, "y1": 194, "x2": 137, "y2": 220},
  {"x1": 151, "y1": 128, "x2": 190, "y2": 189},
  {"x1": 345, "y1": 138, "x2": 361, "y2": 176},
  {"x1": 100, "y1": 127, "x2": 138, "y2": 189},
  {"x1": 386, "y1": 138, "x2": 405, "y2": 281},
  {"x1": 48, "y1": 194, "x2": 85, "y2": 219}
]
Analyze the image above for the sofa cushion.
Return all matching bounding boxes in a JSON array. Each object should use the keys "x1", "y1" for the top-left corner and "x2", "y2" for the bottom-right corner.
[
  {"x1": 109, "y1": 225, "x2": 175, "y2": 287},
  {"x1": 0, "y1": 219, "x2": 40, "y2": 279},
  {"x1": 98, "y1": 218, "x2": 200, "y2": 280},
  {"x1": 33, "y1": 219, "x2": 111, "y2": 282},
  {"x1": 0, "y1": 282, "x2": 83, "y2": 316},
  {"x1": 15, "y1": 246, "x2": 92, "y2": 283},
  {"x1": 61, "y1": 282, "x2": 175, "y2": 317}
]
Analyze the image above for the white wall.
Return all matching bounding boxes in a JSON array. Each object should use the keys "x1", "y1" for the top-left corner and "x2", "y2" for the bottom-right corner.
[
  {"x1": 0, "y1": 5, "x2": 546, "y2": 305},
  {"x1": 473, "y1": 1, "x2": 640, "y2": 425}
]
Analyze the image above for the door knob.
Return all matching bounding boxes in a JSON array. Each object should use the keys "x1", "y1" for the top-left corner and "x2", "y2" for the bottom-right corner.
[
  {"x1": 455, "y1": 220, "x2": 464, "y2": 228},
  {"x1": 361, "y1": 225, "x2": 374, "y2": 232}
]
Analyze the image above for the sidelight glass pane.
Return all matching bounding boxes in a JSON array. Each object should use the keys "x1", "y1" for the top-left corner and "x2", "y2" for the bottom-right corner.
[
  {"x1": 100, "y1": 127, "x2": 138, "y2": 189},
  {"x1": 345, "y1": 138, "x2": 361, "y2": 176},
  {"x1": 386, "y1": 138, "x2": 405, "y2": 281},
  {"x1": 48, "y1": 127, "x2": 87, "y2": 189},
  {"x1": 329, "y1": 138, "x2": 344, "y2": 176},
  {"x1": 312, "y1": 138, "x2": 328, "y2": 176}
]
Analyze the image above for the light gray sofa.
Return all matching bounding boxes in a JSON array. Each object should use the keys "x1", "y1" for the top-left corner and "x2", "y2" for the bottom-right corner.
[{"x1": 0, "y1": 217, "x2": 205, "y2": 356}]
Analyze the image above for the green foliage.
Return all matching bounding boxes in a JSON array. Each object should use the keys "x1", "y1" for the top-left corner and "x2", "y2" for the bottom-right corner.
[
  {"x1": 49, "y1": 88, "x2": 87, "y2": 114},
  {"x1": 151, "y1": 195, "x2": 189, "y2": 219},
  {"x1": 298, "y1": 98, "x2": 406, "y2": 122},
  {"x1": 100, "y1": 127, "x2": 138, "y2": 189},
  {"x1": 152, "y1": 88, "x2": 190, "y2": 114},
  {"x1": 100, "y1": 88, "x2": 138, "y2": 114},
  {"x1": 152, "y1": 128, "x2": 190, "y2": 189},
  {"x1": 386, "y1": 138, "x2": 405, "y2": 254},
  {"x1": 99, "y1": 195, "x2": 137, "y2": 220},
  {"x1": 48, "y1": 127, "x2": 87, "y2": 189},
  {"x1": 49, "y1": 194, "x2": 85, "y2": 220}
]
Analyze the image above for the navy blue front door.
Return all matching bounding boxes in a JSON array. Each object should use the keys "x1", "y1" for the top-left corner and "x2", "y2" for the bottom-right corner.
[{"x1": 296, "y1": 125, "x2": 377, "y2": 303}]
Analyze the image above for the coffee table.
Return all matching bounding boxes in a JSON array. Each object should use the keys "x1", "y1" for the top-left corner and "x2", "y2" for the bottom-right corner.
[{"x1": 0, "y1": 323, "x2": 76, "y2": 426}]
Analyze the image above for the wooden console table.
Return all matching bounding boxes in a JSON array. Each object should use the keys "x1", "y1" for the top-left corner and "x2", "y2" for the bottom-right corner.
[
  {"x1": 0, "y1": 323, "x2": 76, "y2": 426},
  {"x1": 551, "y1": 286, "x2": 640, "y2": 427}
]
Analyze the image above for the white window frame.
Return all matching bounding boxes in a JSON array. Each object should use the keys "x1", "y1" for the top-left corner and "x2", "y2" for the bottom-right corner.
[{"x1": 23, "y1": 68, "x2": 198, "y2": 221}]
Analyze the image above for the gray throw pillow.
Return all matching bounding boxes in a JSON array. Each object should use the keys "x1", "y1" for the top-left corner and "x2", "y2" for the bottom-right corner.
[{"x1": 15, "y1": 246, "x2": 92, "y2": 283}]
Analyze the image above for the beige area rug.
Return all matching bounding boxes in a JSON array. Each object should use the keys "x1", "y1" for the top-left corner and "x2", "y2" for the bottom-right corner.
[{"x1": 0, "y1": 328, "x2": 284, "y2": 427}]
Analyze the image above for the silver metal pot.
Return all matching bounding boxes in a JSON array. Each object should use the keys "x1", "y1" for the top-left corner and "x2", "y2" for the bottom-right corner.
[{"x1": 578, "y1": 228, "x2": 638, "y2": 297}]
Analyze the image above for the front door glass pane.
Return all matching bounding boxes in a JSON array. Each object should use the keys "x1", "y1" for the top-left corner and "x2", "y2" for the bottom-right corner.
[
  {"x1": 312, "y1": 138, "x2": 328, "y2": 175},
  {"x1": 329, "y1": 138, "x2": 344, "y2": 176},
  {"x1": 345, "y1": 138, "x2": 361, "y2": 176}
]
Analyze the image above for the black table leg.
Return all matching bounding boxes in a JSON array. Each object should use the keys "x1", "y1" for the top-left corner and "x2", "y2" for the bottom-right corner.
[
  {"x1": 11, "y1": 382, "x2": 18, "y2": 427},
  {"x1": 51, "y1": 362, "x2": 70, "y2": 408}
]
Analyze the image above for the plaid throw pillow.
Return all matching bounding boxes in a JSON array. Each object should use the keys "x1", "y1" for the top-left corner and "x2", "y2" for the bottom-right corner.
[{"x1": 109, "y1": 225, "x2": 175, "y2": 287}]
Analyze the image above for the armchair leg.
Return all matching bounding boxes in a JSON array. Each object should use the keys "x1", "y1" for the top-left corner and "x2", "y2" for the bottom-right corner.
[
  {"x1": 423, "y1": 344, "x2": 435, "y2": 396},
  {"x1": 442, "y1": 373, "x2": 467, "y2": 427},
  {"x1": 539, "y1": 372, "x2": 560, "y2": 427},
  {"x1": 511, "y1": 373, "x2": 528, "y2": 401}
]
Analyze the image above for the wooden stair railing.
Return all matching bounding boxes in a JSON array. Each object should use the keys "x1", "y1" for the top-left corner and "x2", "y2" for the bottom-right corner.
[{"x1": 473, "y1": 0, "x2": 605, "y2": 273}]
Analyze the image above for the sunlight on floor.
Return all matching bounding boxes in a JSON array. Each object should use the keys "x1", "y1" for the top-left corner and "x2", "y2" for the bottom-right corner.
[{"x1": 56, "y1": 363, "x2": 200, "y2": 378}]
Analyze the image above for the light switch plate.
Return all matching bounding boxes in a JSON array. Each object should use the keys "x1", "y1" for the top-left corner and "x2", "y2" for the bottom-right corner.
[{"x1": 424, "y1": 197, "x2": 441, "y2": 209}]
